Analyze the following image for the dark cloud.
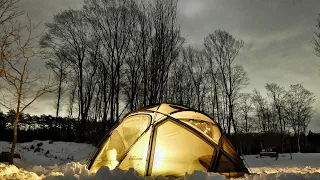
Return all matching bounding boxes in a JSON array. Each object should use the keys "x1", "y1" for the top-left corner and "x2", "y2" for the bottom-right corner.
[
  {"x1": 178, "y1": 0, "x2": 320, "y2": 131},
  {"x1": 17, "y1": 0, "x2": 320, "y2": 131}
]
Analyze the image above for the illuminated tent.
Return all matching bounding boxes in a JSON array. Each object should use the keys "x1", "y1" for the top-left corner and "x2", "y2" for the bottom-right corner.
[{"x1": 87, "y1": 103, "x2": 249, "y2": 178}]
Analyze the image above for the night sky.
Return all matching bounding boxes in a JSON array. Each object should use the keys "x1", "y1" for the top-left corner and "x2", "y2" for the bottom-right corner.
[{"x1": 20, "y1": 0, "x2": 320, "y2": 132}]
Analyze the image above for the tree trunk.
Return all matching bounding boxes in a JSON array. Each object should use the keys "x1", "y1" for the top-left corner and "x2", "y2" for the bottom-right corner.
[
  {"x1": 143, "y1": 61, "x2": 147, "y2": 107},
  {"x1": 9, "y1": 112, "x2": 19, "y2": 165},
  {"x1": 102, "y1": 74, "x2": 108, "y2": 122},
  {"x1": 225, "y1": 95, "x2": 230, "y2": 135},
  {"x1": 9, "y1": 78, "x2": 23, "y2": 165},
  {"x1": 110, "y1": 65, "x2": 115, "y2": 123},
  {"x1": 56, "y1": 68, "x2": 63, "y2": 117},
  {"x1": 116, "y1": 64, "x2": 120, "y2": 121},
  {"x1": 297, "y1": 133, "x2": 301, "y2": 153},
  {"x1": 230, "y1": 102, "x2": 237, "y2": 135},
  {"x1": 214, "y1": 81, "x2": 220, "y2": 124},
  {"x1": 245, "y1": 114, "x2": 248, "y2": 133},
  {"x1": 79, "y1": 62, "x2": 84, "y2": 122},
  {"x1": 290, "y1": 138, "x2": 292, "y2": 160}
]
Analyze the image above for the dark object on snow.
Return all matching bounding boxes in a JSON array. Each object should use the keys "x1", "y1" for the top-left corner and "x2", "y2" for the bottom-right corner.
[
  {"x1": 45, "y1": 150, "x2": 50, "y2": 157},
  {"x1": 37, "y1": 142, "x2": 43, "y2": 147},
  {"x1": 48, "y1": 140, "x2": 53, "y2": 144},
  {"x1": 0, "y1": 152, "x2": 21, "y2": 162},
  {"x1": 34, "y1": 147, "x2": 41, "y2": 152},
  {"x1": 30, "y1": 144, "x2": 34, "y2": 149},
  {"x1": 260, "y1": 152, "x2": 279, "y2": 160}
]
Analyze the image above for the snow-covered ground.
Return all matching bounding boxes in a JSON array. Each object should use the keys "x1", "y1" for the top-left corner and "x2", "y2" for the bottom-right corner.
[
  {"x1": 0, "y1": 140, "x2": 95, "y2": 166},
  {"x1": 240, "y1": 154, "x2": 320, "y2": 179},
  {"x1": 1, "y1": 141, "x2": 320, "y2": 179}
]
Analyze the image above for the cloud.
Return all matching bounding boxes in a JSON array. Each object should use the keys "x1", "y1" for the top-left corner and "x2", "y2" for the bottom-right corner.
[
  {"x1": 241, "y1": 25, "x2": 304, "y2": 52},
  {"x1": 178, "y1": 1, "x2": 205, "y2": 18}
]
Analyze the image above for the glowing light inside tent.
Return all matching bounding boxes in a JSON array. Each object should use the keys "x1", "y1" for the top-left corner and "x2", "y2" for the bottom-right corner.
[
  {"x1": 153, "y1": 146, "x2": 165, "y2": 169},
  {"x1": 106, "y1": 149, "x2": 119, "y2": 170},
  {"x1": 143, "y1": 145, "x2": 149, "y2": 158}
]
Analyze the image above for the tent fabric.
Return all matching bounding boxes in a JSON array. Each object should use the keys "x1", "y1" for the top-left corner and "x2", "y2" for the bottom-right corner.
[{"x1": 87, "y1": 103, "x2": 249, "y2": 178}]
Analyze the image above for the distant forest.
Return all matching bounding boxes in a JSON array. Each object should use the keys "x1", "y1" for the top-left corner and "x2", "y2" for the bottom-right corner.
[
  {"x1": 1, "y1": 111, "x2": 320, "y2": 154},
  {"x1": 0, "y1": 0, "x2": 318, "y2": 155}
]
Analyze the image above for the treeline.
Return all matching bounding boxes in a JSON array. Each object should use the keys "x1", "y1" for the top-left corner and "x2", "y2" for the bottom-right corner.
[
  {"x1": 229, "y1": 131, "x2": 320, "y2": 155},
  {"x1": 235, "y1": 83, "x2": 315, "y2": 153},
  {"x1": 0, "y1": 110, "x2": 109, "y2": 145},
  {"x1": 1, "y1": 109, "x2": 320, "y2": 154}
]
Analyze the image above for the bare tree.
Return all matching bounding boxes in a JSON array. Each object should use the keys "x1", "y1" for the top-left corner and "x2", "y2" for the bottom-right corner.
[
  {"x1": 147, "y1": 0, "x2": 184, "y2": 105},
  {"x1": 238, "y1": 93, "x2": 253, "y2": 133},
  {"x1": 183, "y1": 46, "x2": 208, "y2": 111},
  {"x1": 265, "y1": 83, "x2": 286, "y2": 152},
  {"x1": 0, "y1": 19, "x2": 55, "y2": 164},
  {"x1": 284, "y1": 84, "x2": 315, "y2": 152},
  {"x1": 84, "y1": 0, "x2": 136, "y2": 122},
  {"x1": 204, "y1": 30, "x2": 244, "y2": 135},
  {"x1": 0, "y1": 0, "x2": 23, "y2": 78},
  {"x1": 313, "y1": 14, "x2": 320, "y2": 57},
  {"x1": 123, "y1": 2, "x2": 152, "y2": 111},
  {"x1": 41, "y1": 47, "x2": 69, "y2": 117},
  {"x1": 41, "y1": 9, "x2": 91, "y2": 123},
  {"x1": 67, "y1": 78, "x2": 77, "y2": 118},
  {"x1": 252, "y1": 89, "x2": 269, "y2": 133},
  {"x1": 167, "y1": 57, "x2": 193, "y2": 106},
  {"x1": 133, "y1": 1, "x2": 152, "y2": 108},
  {"x1": 204, "y1": 42, "x2": 221, "y2": 124},
  {"x1": 0, "y1": 0, "x2": 23, "y2": 27}
]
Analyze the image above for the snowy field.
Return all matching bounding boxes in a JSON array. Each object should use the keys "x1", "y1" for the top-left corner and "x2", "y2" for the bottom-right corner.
[{"x1": 1, "y1": 141, "x2": 320, "y2": 179}]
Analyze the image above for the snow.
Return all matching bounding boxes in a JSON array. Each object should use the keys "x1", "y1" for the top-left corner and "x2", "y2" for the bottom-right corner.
[
  {"x1": 1, "y1": 140, "x2": 320, "y2": 179},
  {"x1": 0, "y1": 140, "x2": 95, "y2": 166},
  {"x1": 0, "y1": 162, "x2": 226, "y2": 180},
  {"x1": 240, "y1": 154, "x2": 320, "y2": 179},
  {"x1": 245, "y1": 153, "x2": 320, "y2": 169}
]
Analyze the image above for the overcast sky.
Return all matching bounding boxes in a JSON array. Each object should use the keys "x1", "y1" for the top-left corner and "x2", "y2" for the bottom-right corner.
[{"x1": 18, "y1": 0, "x2": 320, "y2": 132}]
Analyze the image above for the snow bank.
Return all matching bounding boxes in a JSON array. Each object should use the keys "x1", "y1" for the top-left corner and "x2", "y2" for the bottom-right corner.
[
  {"x1": 0, "y1": 163, "x2": 41, "y2": 180},
  {"x1": 1, "y1": 162, "x2": 320, "y2": 180},
  {"x1": 0, "y1": 162, "x2": 226, "y2": 180}
]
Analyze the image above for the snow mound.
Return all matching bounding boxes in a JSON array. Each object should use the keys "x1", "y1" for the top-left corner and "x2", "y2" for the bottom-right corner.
[
  {"x1": 0, "y1": 163, "x2": 41, "y2": 180},
  {"x1": 0, "y1": 162, "x2": 226, "y2": 180},
  {"x1": 1, "y1": 162, "x2": 320, "y2": 180}
]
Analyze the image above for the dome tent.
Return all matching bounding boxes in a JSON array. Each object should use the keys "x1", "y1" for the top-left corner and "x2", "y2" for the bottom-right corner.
[{"x1": 87, "y1": 103, "x2": 249, "y2": 178}]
